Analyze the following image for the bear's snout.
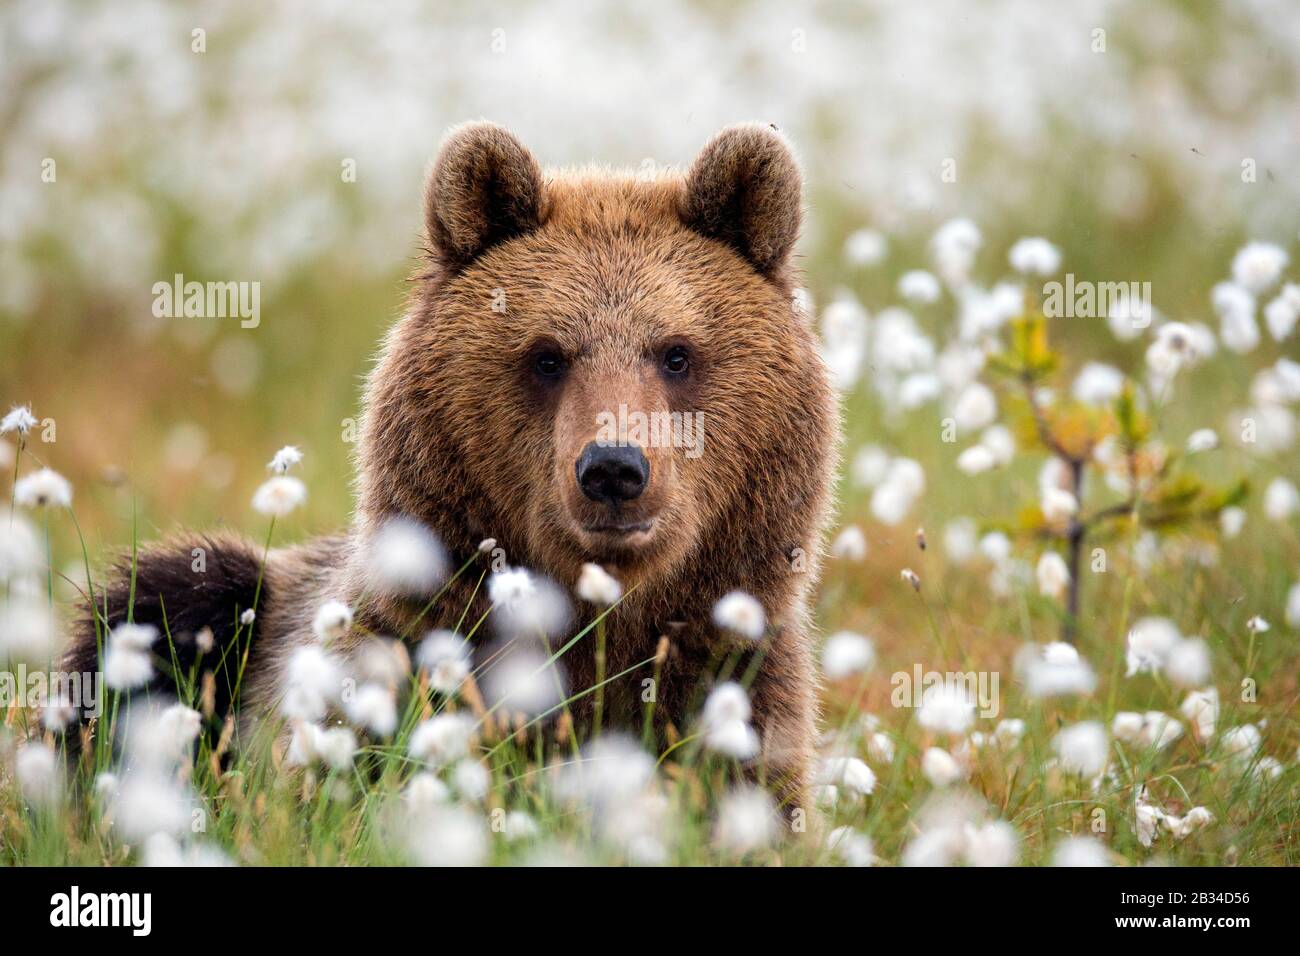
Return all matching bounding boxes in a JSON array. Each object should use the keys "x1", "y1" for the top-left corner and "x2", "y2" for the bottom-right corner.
[{"x1": 576, "y1": 441, "x2": 649, "y2": 506}]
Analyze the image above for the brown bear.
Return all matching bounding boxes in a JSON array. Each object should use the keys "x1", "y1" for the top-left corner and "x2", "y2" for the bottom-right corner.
[{"x1": 69, "y1": 121, "x2": 838, "y2": 800}]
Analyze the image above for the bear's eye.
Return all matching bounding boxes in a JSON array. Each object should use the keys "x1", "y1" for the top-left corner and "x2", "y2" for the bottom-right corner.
[
  {"x1": 533, "y1": 350, "x2": 566, "y2": 379},
  {"x1": 663, "y1": 345, "x2": 690, "y2": 377}
]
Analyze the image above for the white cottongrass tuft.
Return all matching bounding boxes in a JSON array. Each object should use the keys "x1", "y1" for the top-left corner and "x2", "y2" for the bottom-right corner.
[
  {"x1": 821, "y1": 631, "x2": 875, "y2": 679},
  {"x1": 575, "y1": 562, "x2": 622, "y2": 606},
  {"x1": 1180, "y1": 687, "x2": 1219, "y2": 740},
  {"x1": 815, "y1": 756, "x2": 877, "y2": 797},
  {"x1": 830, "y1": 524, "x2": 867, "y2": 560},
  {"x1": 1035, "y1": 551, "x2": 1070, "y2": 599},
  {"x1": 14, "y1": 468, "x2": 72, "y2": 509},
  {"x1": 15, "y1": 743, "x2": 61, "y2": 808},
  {"x1": 1053, "y1": 836, "x2": 1110, "y2": 867},
  {"x1": 898, "y1": 269, "x2": 941, "y2": 304},
  {"x1": 1164, "y1": 637, "x2": 1211, "y2": 688},
  {"x1": 0, "y1": 600, "x2": 60, "y2": 667},
  {"x1": 918, "y1": 683, "x2": 975, "y2": 735},
  {"x1": 103, "y1": 622, "x2": 156, "y2": 690},
  {"x1": 1186, "y1": 428, "x2": 1219, "y2": 453},
  {"x1": 1053, "y1": 721, "x2": 1109, "y2": 778},
  {"x1": 956, "y1": 444, "x2": 996, "y2": 475},
  {"x1": 952, "y1": 382, "x2": 997, "y2": 432},
  {"x1": 1008, "y1": 237, "x2": 1061, "y2": 276},
  {"x1": 844, "y1": 228, "x2": 887, "y2": 266},
  {"x1": 344, "y1": 683, "x2": 399, "y2": 738},
  {"x1": 267, "y1": 445, "x2": 303, "y2": 474},
  {"x1": 963, "y1": 820, "x2": 1020, "y2": 867},
  {"x1": 713, "y1": 786, "x2": 777, "y2": 855},
  {"x1": 870, "y1": 456, "x2": 925, "y2": 525},
  {"x1": 1040, "y1": 486, "x2": 1078, "y2": 525},
  {"x1": 921, "y1": 747, "x2": 964, "y2": 787},
  {"x1": 549, "y1": 735, "x2": 655, "y2": 810},
  {"x1": 700, "y1": 682, "x2": 759, "y2": 760},
  {"x1": 400, "y1": 804, "x2": 488, "y2": 867},
  {"x1": 1246, "y1": 614, "x2": 1269, "y2": 635},
  {"x1": 365, "y1": 516, "x2": 448, "y2": 597},
  {"x1": 417, "y1": 629, "x2": 472, "y2": 694},
  {"x1": 1017, "y1": 641, "x2": 1097, "y2": 698},
  {"x1": 1125, "y1": 616, "x2": 1181, "y2": 677},
  {"x1": 1231, "y1": 241, "x2": 1288, "y2": 294},
  {"x1": 250, "y1": 475, "x2": 306, "y2": 516},
  {"x1": 480, "y1": 646, "x2": 565, "y2": 716},
  {"x1": 1263, "y1": 478, "x2": 1298, "y2": 521},
  {"x1": 0, "y1": 405, "x2": 38, "y2": 437},
  {"x1": 488, "y1": 567, "x2": 571, "y2": 640},
  {"x1": 311, "y1": 600, "x2": 353, "y2": 642},
  {"x1": 1287, "y1": 582, "x2": 1300, "y2": 628},
  {"x1": 712, "y1": 590, "x2": 765, "y2": 640},
  {"x1": 1072, "y1": 362, "x2": 1124, "y2": 405},
  {"x1": 280, "y1": 644, "x2": 344, "y2": 721},
  {"x1": 408, "y1": 712, "x2": 477, "y2": 768},
  {"x1": 826, "y1": 827, "x2": 875, "y2": 866}
]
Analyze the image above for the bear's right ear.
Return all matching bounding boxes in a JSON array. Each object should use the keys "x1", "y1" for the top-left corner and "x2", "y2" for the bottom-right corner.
[{"x1": 424, "y1": 121, "x2": 544, "y2": 272}]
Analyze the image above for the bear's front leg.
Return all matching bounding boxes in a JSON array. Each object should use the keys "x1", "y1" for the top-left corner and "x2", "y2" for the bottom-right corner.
[{"x1": 746, "y1": 627, "x2": 819, "y2": 816}]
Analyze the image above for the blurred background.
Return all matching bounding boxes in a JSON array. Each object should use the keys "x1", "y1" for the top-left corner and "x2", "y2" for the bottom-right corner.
[{"x1": 1, "y1": 0, "x2": 1297, "y2": 579}]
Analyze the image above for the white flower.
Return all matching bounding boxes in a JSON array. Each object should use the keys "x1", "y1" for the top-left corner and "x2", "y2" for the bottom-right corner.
[
  {"x1": 409, "y1": 713, "x2": 476, "y2": 767},
  {"x1": 1165, "y1": 638, "x2": 1211, "y2": 688},
  {"x1": 898, "y1": 269, "x2": 941, "y2": 304},
  {"x1": 451, "y1": 759, "x2": 491, "y2": 802},
  {"x1": 1231, "y1": 241, "x2": 1288, "y2": 294},
  {"x1": 1040, "y1": 487, "x2": 1078, "y2": 525},
  {"x1": 129, "y1": 703, "x2": 202, "y2": 769},
  {"x1": 1263, "y1": 478, "x2": 1299, "y2": 521},
  {"x1": 1135, "y1": 788, "x2": 1164, "y2": 847},
  {"x1": 963, "y1": 820, "x2": 1019, "y2": 867},
  {"x1": 995, "y1": 719, "x2": 1026, "y2": 749},
  {"x1": 981, "y1": 424, "x2": 1016, "y2": 465},
  {"x1": 1054, "y1": 721, "x2": 1108, "y2": 778},
  {"x1": 0, "y1": 513, "x2": 40, "y2": 584},
  {"x1": 943, "y1": 518, "x2": 978, "y2": 564},
  {"x1": 402, "y1": 805, "x2": 488, "y2": 867},
  {"x1": 1008, "y1": 237, "x2": 1061, "y2": 276},
  {"x1": 1180, "y1": 687, "x2": 1219, "y2": 740},
  {"x1": 140, "y1": 834, "x2": 233, "y2": 867},
  {"x1": 366, "y1": 518, "x2": 448, "y2": 600},
  {"x1": 1219, "y1": 506, "x2": 1246, "y2": 538},
  {"x1": 113, "y1": 772, "x2": 195, "y2": 841},
  {"x1": 250, "y1": 475, "x2": 306, "y2": 516},
  {"x1": 1072, "y1": 362, "x2": 1124, "y2": 405},
  {"x1": 821, "y1": 631, "x2": 875, "y2": 679},
  {"x1": 403, "y1": 771, "x2": 451, "y2": 807},
  {"x1": 575, "y1": 562, "x2": 622, "y2": 606},
  {"x1": 931, "y1": 218, "x2": 982, "y2": 287},
  {"x1": 714, "y1": 787, "x2": 777, "y2": 854},
  {"x1": 952, "y1": 383, "x2": 997, "y2": 432},
  {"x1": 280, "y1": 645, "x2": 344, "y2": 721},
  {"x1": 850, "y1": 445, "x2": 891, "y2": 487},
  {"x1": 1186, "y1": 428, "x2": 1219, "y2": 453},
  {"x1": 0, "y1": 600, "x2": 60, "y2": 666},
  {"x1": 867, "y1": 731, "x2": 896, "y2": 764},
  {"x1": 956, "y1": 444, "x2": 996, "y2": 475},
  {"x1": 1287, "y1": 582, "x2": 1300, "y2": 628},
  {"x1": 14, "y1": 468, "x2": 72, "y2": 509},
  {"x1": 701, "y1": 682, "x2": 759, "y2": 759},
  {"x1": 844, "y1": 228, "x2": 887, "y2": 266},
  {"x1": 712, "y1": 591, "x2": 765, "y2": 640},
  {"x1": 1264, "y1": 293, "x2": 1299, "y2": 341},
  {"x1": 104, "y1": 640, "x2": 154, "y2": 690},
  {"x1": 549, "y1": 735, "x2": 655, "y2": 809},
  {"x1": 918, "y1": 683, "x2": 975, "y2": 735},
  {"x1": 417, "y1": 630, "x2": 472, "y2": 694},
  {"x1": 1166, "y1": 806, "x2": 1215, "y2": 841},
  {"x1": 15, "y1": 743, "x2": 60, "y2": 808},
  {"x1": 815, "y1": 756, "x2": 876, "y2": 797},
  {"x1": 1246, "y1": 614, "x2": 1269, "y2": 635},
  {"x1": 1018, "y1": 641, "x2": 1097, "y2": 698},
  {"x1": 1111, "y1": 711, "x2": 1145, "y2": 743},
  {"x1": 870, "y1": 457, "x2": 925, "y2": 525},
  {"x1": 0, "y1": 405, "x2": 38, "y2": 436},
  {"x1": 830, "y1": 525, "x2": 867, "y2": 560},
  {"x1": 499, "y1": 810, "x2": 539, "y2": 841},
  {"x1": 488, "y1": 567, "x2": 570, "y2": 640},
  {"x1": 1036, "y1": 551, "x2": 1070, "y2": 599},
  {"x1": 826, "y1": 827, "x2": 875, "y2": 866},
  {"x1": 312, "y1": 601, "x2": 353, "y2": 642},
  {"x1": 240, "y1": 608, "x2": 256, "y2": 626},
  {"x1": 314, "y1": 726, "x2": 359, "y2": 771},
  {"x1": 481, "y1": 647, "x2": 564, "y2": 716},
  {"x1": 1220, "y1": 724, "x2": 1262, "y2": 765},
  {"x1": 267, "y1": 445, "x2": 303, "y2": 474},
  {"x1": 921, "y1": 747, "x2": 963, "y2": 787},
  {"x1": 1125, "y1": 616, "x2": 1181, "y2": 677},
  {"x1": 1052, "y1": 836, "x2": 1110, "y2": 867},
  {"x1": 345, "y1": 683, "x2": 398, "y2": 737},
  {"x1": 900, "y1": 567, "x2": 921, "y2": 590}
]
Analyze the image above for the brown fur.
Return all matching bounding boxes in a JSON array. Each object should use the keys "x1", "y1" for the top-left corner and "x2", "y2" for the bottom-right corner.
[{"x1": 73, "y1": 122, "x2": 838, "y2": 799}]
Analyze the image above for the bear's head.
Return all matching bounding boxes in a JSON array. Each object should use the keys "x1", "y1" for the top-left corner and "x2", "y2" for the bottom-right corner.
[{"x1": 359, "y1": 122, "x2": 835, "y2": 606}]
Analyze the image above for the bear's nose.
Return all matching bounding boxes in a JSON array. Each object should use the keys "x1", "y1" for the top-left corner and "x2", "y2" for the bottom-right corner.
[{"x1": 576, "y1": 441, "x2": 649, "y2": 505}]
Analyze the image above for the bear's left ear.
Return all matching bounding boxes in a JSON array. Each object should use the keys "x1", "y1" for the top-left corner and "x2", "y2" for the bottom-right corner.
[
  {"x1": 425, "y1": 121, "x2": 544, "y2": 272},
  {"x1": 680, "y1": 124, "x2": 802, "y2": 278}
]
